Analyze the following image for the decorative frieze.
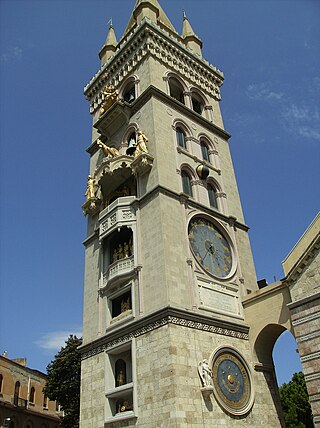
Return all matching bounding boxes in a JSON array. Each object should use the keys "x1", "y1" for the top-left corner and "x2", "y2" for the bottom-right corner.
[{"x1": 81, "y1": 311, "x2": 249, "y2": 360}]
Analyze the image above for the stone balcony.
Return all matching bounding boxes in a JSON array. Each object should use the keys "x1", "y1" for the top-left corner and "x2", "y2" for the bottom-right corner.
[
  {"x1": 99, "y1": 196, "x2": 136, "y2": 240},
  {"x1": 103, "y1": 256, "x2": 135, "y2": 286}
]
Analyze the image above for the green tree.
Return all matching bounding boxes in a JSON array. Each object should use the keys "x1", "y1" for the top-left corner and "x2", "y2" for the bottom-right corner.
[
  {"x1": 44, "y1": 335, "x2": 82, "y2": 428},
  {"x1": 279, "y1": 372, "x2": 313, "y2": 428}
]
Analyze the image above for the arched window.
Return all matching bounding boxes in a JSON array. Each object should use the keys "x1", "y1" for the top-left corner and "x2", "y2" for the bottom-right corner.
[
  {"x1": 13, "y1": 381, "x2": 20, "y2": 406},
  {"x1": 0, "y1": 374, "x2": 3, "y2": 392},
  {"x1": 208, "y1": 184, "x2": 218, "y2": 209},
  {"x1": 169, "y1": 78, "x2": 185, "y2": 104},
  {"x1": 176, "y1": 127, "x2": 186, "y2": 149},
  {"x1": 123, "y1": 82, "x2": 135, "y2": 103},
  {"x1": 200, "y1": 141, "x2": 210, "y2": 162},
  {"x1": 126, "y1": 132, "x2": 136, "y2": 156},
  {"x1": 191, "y1": 93, "x2": 204, "y2": 115},
  {"x1": 29, "y1": 386, "x2": 35, "y2": 403},
  {"x1": 181, "y1": 171, "x2": 193, "y2": 197},
  {"x1": 14, "y1": 381, "x2": 20, "y2": 397}
]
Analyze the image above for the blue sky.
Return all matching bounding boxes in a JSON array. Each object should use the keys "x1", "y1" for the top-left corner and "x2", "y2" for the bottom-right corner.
[{"x1": 0, "y1": 0, "x2": 319, "y2": 386}]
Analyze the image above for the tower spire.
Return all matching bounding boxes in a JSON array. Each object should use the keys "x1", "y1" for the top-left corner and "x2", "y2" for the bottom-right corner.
[
  {"x1": 122, "y1": 0, "x2": 177, "y2": 39},
  {"x1": 182, "y1": 12, "x2": 202, "y2": 58},
  {"x1": 99, "y1": 19, "x2": 118, "y2": 66}
]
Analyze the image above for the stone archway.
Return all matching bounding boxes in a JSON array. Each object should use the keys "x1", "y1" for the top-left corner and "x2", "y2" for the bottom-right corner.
[{"x1": 242, "y1": 212, "x2": 320, "y2": 426}]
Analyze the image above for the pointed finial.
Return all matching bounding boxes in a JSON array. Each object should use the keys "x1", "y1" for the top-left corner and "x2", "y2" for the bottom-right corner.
[
  {"x1": 99, "y1": 19, "x2": 118, "y2": 65},
  {"x1": 183, "y1": 11, "x2": 187, "y2": 20}
]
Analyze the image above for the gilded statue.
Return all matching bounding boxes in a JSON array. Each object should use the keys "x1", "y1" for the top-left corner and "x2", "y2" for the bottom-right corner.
[
  {"x1": 198, "y1": 359, "x2": 213, "y2": 387},
  {"x1": 112, "y1": 248, "x2": 118, "y2": 263},
  {"x1": 99, "y1": 85, "x2": 118, "y2": 115},
  {"x1": 116, "y1": 370, "x2": 125, "y2": 387},
  {"x1": 121, "y1": 297, "x2": 130, "y2": 313},
  {"x1": 97, "y1": 139, "x2": 119, "y2": 158},
  {"x1": 123, "y1": 241, "x2": 130, "y2": 258},
  {"x1": 85, "y1": 175, "x2": 96, "y2": 201},
  {"x1": 134, "y1": 130, "x2": 148, "y2": 158},
  {"x1": 118, "y1": 243, "x2": 124, "y2": 260}
]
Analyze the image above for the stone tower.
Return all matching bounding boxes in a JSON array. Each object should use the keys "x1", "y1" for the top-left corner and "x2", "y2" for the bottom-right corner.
[{"x1": 80, "y1": 1, "x2": 283, "y2": 426}]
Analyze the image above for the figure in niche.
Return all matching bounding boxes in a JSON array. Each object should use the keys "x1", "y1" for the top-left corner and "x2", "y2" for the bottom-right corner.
[
  {"x1": 99, "y1": 85, "x2": 119, "y2": 115},
  {"x1": 118, "y1": 243, "x2": 124, "y2": 260},
  {"x1": 129, "y1": 238, "x2": 133, "y2": 256},
  {"x1": 198, "y1": 359, "x2": 213, "y2": 387},
  {"x1": 134, "y1": 130, "x2": 148, "y2": 158},
  {"x1": 116, "y1": 370, "x2": 125, "y2": 386},
  {"x1": 85, "y1": 175, "x2": 96, "y2": 201},
  {"x1": 115, "y1": 359, "x2": 127, "y2": 387},
  {"x1": 112, "y1": 248, "x2": 118, "y2": 263},
  {"x1": 97, "y1": 139, "x2": 119, "y2": 158},
  {"x1": 121, "y1": 296, "x2": 131, "y2": 313},
  {"x1": 116, "y1": 400, "x2": 133, "y2": 413},
  {"x1": 123, "y1": 242, "x2": 130, "y2": 258}
]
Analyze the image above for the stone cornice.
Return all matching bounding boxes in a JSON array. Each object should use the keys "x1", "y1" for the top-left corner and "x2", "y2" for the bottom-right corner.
[
  {"x1": 84, "y1": 20, "x2": 224, "y2": 113},
  {"x1": 79, "y1": 306, "x2": 249, "y2": 359},
  {"x1": 287, "y1": 291, "x2": 320, "y2": 310},
  {"x1": 284, "y1": 235, "x2": 320, "y2": 285}
]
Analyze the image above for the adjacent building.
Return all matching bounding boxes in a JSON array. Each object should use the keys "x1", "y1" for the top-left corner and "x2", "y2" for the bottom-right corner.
[{"x1": 0, "y1": 355, "x2": 61, "y2": 428}]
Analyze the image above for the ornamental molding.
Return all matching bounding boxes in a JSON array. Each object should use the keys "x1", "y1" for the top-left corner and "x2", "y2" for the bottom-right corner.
[
  {"x1": 94, "y1": 155, "x2": 133, "y2": 183},
  {"x1": 296, "y1": 330, "x2": 320, "y2": 343},
  {"x1": 84, "y1": 21, "x2": 224, "y2": 114},
  {"x1": 300, "y1": 351, "x2": 320, "y2": 363},
  {"x1": 292, "y1": 311, "x2": 320, "y2": 326},
  {"x1": 80, "y1": 307, "x2": 249, "y2": 360}
]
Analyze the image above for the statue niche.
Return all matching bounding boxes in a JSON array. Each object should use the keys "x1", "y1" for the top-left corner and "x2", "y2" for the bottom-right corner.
[
  {"x1": 111, "y1": 290, "x2": 132, "y2": 319},
  {"x1": 115, "y1": 359, "x2": 127, "y2": 387}
]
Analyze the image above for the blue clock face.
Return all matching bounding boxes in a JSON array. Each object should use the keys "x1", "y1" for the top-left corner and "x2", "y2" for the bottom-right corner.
[
  {"x1": 188, "y1": 218, "x2": 232, "y2": 278},
  {"x1": 212, "y1": 351, "x2": 252, "y2": 415}
]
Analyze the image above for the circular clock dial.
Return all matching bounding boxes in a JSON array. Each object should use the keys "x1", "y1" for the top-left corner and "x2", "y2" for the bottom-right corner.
[
  {"x1": 212, "y1": 350, "x2": 253, "y2": 415},
  {"x1": 188, "y1": 217, "x2": 232, "y2": 278}
]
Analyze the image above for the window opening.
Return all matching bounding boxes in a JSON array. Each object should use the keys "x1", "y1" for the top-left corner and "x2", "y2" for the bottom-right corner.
[
  {"x1": 182, "y1": 171, "x2": 193, "y2": 197},
  {"x1": 176, "y1": 128, "x2": 186, "y2": 149},
  {"x1": 169, "y1": 78, "x2": 185, "y2": 104},
  {"x1": 208, "y1": 184, "x2": 218, "y2": 209},
  {"x1": 29, "y1": 386, "x2": 35, "y2": 403},
  {"x1": 123, "y1": 85, "x2": 135, "y2": 104},
  {"x1": 200, "y1": 142, "x2": 210, "y2": 162}
]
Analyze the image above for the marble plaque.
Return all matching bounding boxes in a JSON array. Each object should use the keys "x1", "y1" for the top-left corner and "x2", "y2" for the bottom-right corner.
[{"x1": 198, "y1": 281, "x2": 240, "y2": 316}]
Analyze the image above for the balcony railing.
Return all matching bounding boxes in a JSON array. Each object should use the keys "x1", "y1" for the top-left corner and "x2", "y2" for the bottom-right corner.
[
  {"x1": 99, "y1": 196, "x2": 136, "y2": 240},
  {"x1": 12, "y1": 395, "x2": 28, "y2": 408},
  {"x1": 103, "y1": 256, "x2": 135, "y2": 285}
]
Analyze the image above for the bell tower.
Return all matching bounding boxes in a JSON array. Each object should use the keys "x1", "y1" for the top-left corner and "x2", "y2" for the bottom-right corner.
[{"x1": 80, "y1": 1, "x2": 283, "y2": 426}]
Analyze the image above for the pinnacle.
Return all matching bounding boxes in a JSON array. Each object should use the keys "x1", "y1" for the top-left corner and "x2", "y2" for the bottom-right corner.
[
  {"x1": 105, "y1": 19, "x2": 117, "y2": 47},
  {"x1": 123, "y1": 0, "x2": 177, "y2": 39}
]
